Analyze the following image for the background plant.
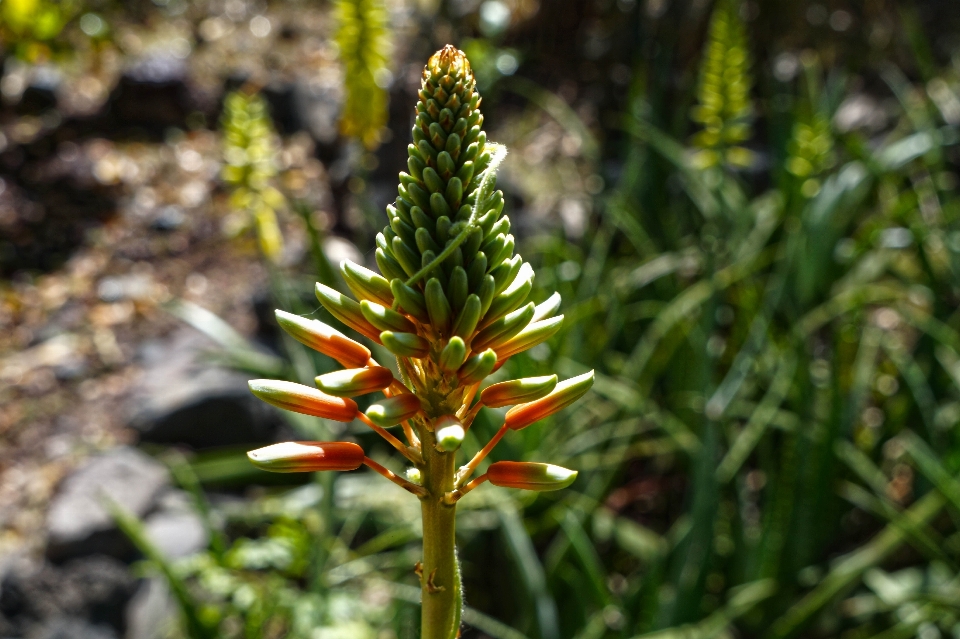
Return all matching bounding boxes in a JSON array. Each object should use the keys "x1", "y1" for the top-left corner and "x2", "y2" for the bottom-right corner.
[
  {"x1": 220, "y1": 89, "x2": 288, "y2": 263},
  {"x1": 335, "y1": 0, "x2": 392, "y2": 150}
]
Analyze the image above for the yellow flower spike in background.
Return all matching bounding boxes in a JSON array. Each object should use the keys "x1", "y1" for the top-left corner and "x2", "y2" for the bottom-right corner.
[
  {"x1": 246, "y1": 46, "x2": 594, "y2": 639},
  {"x1": 220, "y1": 90, "x2": 287, "y2": 261}
]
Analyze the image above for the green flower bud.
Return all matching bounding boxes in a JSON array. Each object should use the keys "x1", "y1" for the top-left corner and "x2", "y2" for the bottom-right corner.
[
  {"x1": 406, "y1": 467, "x2": 423, "y2": 484},
  {"x1": 365, "y1": 393, "x2": 423, "y2": 427},
  {"x1": 447, "y1": 266, "x2": 469, "y2": 312},
  {"x1": 376, "y1": 247, "x2": 406, "y2": 281},
  {"x1": 473, "y1": 302, "x2": 535, "y2": 352},
  {"x1": 416, "y1": 227, "x2": 442, "y2": 254},
  {"x1": 437, "y1": 151, "x2": 455, "y2": 178},
  {"x1": 435, "y1": 415, "x2": 465, "y2": 452},
  {"x1": 315, "y1": 366, "x2": 395, "y2": 397},
  {"x1": 452, "y1": 294, "x2": 482, "y2": 338},
  {"x1": 423, "y1": 166, "x2": 444, "y2": 193},
  {"x1": 391, "y1": 279, "x2": 430, "y2": 324},
  {"x1": 341, "y1": 260, "x2": 394, "y2": 306},
  {"x1": 392, "y1": 236, "x2": 421, "y2": 277},
  {"x1": 484, "y1": 264, "x2": 533, "y2": 323},
  {"x1": 439, "y1": 337, "x2": 467, "y2": 372},
  {"x1": 360, "y1": 300, "x2": 417, "y2": 333},
  {"x1": 425, "y1": 278, "x2": 453, "y2": 335},
  {"x1": 458, "y1": 348, "x2": 497, "y2": 385},
  {"x1": 491, "y1": 255, "x2": 522, "y2": 295},
  {"x1": 315, "y1": 283, "x2": 381, "y2": 342},
  {"x1": 532, "y1": 292, "x2": 562, "y2": 322},
  {"x1": 495, "y1": 315, "x2": 564, "y2": 361},
  {"x1": 429, "y1": 191, "x2": 452, "y2": 217},
  {"x1": 381, "y1": 331, "x2": 430, "y2": 358}
]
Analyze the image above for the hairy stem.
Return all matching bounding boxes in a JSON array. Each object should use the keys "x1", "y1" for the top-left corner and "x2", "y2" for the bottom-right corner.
[{"x1": 420, "y1": 428, "x2": 461, "y2": 639}]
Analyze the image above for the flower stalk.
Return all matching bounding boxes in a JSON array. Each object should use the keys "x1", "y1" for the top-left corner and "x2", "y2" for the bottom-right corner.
[{"x1": 245, "y1": 46, "x2": 593, "y2": 638}]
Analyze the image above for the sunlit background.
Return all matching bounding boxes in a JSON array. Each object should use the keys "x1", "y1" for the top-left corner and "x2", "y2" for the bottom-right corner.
[{"x1": 2, "y1": 0, "x2": 960, "y2": 638}]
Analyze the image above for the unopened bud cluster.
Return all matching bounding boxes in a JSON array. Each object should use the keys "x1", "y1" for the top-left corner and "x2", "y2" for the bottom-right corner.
[{"x1": 245, "y1": 46, "x2": 595, "y2": 637}]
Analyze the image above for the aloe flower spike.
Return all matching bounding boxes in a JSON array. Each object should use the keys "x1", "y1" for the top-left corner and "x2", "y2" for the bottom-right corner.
[{"x1": 244, "y1": 46, "x2": 594, "y2": 639}]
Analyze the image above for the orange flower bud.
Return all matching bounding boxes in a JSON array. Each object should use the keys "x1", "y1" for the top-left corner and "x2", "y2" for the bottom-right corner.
[
  {"x1": 480, "y1": 375, "x2": 558, "y2": 408},
  {"x1": 247, "y1": 441, "x2": 365, "y2": 472},
  {"x1": 487, "y1": 461, "x2": 578, "y2": 491},
  {"x1": 315, "y1": 366, "x2": 395, "y2": 397},
  {"x1": 503, "y1": 370, "x2": 594, "y2": 430},
  {"x1": 249, "y1": 379, "x2": 358, "y2": 422},
  {"x1": 275, "y1": 310, "x2": 371, "y2": 368}
]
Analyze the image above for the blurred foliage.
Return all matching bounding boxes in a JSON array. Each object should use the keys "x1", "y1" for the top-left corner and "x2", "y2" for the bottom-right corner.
[
  {"x1": 335, "y1": 0, "x2": 391, "y2": 150},
  {"x1": 220, "y1": 90, "x2": 287, "y2": 263},
  {"x1": 0, "y1": 0, "x2": 79, "y2": 61},
  {"x1": 690, "y1": 0, "x2": 754, "y2": 170}
]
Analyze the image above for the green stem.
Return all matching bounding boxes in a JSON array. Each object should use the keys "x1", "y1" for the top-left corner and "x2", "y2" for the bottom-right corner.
[{"x1": 420, "y1": 429, "x2": 462, "y2": 639}]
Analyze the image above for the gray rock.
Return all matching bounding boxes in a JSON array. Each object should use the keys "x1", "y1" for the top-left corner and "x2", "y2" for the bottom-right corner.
[
  {"x1": 45, "y1": 449, "x2": 170, "y2": 562},
  {"x1": 1, "y1": 556, "x2": 136, "y2": 635},
  {"x1": 143, "y1": 491, "x2": 208, "y2": 560},
  {"x1": 124, "y1": 578, "x2": 177, "y2": 639},
  {"x1": 29, "y1": 617, "x2": 118, "y2": 639},
  {"x1": 127, "y1": 329, "x2": 279, "y2": 449}
]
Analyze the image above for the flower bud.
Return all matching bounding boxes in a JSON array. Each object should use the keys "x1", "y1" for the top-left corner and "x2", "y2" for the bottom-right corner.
[
  {"x1": 364, "y1": 393, "x2": 423, "y2": 427},
  {"x1": 275, "y1": 311, "x2": 372, "y2": 368},
  {"x1": 439, "y1": 337, "x2": 467, "y2": 372},
  {"x1": 406, "y1": 467, "x2": 423, "y2": 485},
  {"x1": 487, "y1": 461, "x2": 578, "y2": 491},
  {"x1": 390, "y1": 279, "x2": 430, "y2": 324},
  {"x1": 483, "y1": 263, "x2": 532, "y2": 323},
  {"x1": 315, "y1": 366, "x2": 395, "y2": 397},
  {"x1": 315, "y1": 283, "x2": 381, "y2": 342},
  {"x1": 504, "y1": 371, "x2": 594, "y2": 430},
  {"x1": 480, "y1": 375, "x2": 558, "y2": 408},
  {"x1": 360, "y1": 300, "x2": 417, "y2": 334},
  {"x1": 247, "y1": 441, "x2": 365, "y2": 472},
  {"x1": 381, "y1": 331, "x2": 430, "y2": 358},
  {"x1": 341, "y1": 260, "x2": 394, "y2": 306},
  {"x1": 249, "y1": 379, "x2": 359, "y2": 421},
  {"x1": 434, "y1": 416, "x2": 465, "y2": 452},
  {"x1": 494, "y1": 315, "x2": 563, "y2": 361},
  {"x1": 472, "y1": 302, "x2": 535, "y2": 351},
  {"x1": 458, "y1": 348, "x2": 497, "y2": 385},
  {"x1": 532, "y1": 292, "x2": 562, "y2": 322}
]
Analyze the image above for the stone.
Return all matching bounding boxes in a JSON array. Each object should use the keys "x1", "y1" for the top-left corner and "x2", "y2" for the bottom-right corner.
[
  {"x1": 0, "y1": 556, "x2": 136, "y2": 636},
  {"x1": 45, "y1": 448, "x2": 170, "y2": 562},
  {"x1": 124, "y1": 578, "x2": 177, "y2": 639},
  {"x1": 127, "y1": 328, "x2": 280, "y2": 449},
  {"x1": 143, "y1": 491, "x2": 208, "y2": 560},
  {"x1": 28, "y1": 617, "x2": 118, "y2": 639}
]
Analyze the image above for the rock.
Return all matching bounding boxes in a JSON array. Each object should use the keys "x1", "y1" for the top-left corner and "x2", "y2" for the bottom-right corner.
[
  {"x1": 127, "y1": 328, "x2": 279, "y2": 449},
  {"x1": 143, "y1": 491, "x2": 208, "y2": 560},
  {"x1": 29, "y1": 617, "x2": 118, "y2": 639},
  {"x1": 1, "y1": 556, "x2": 136, "y2": 636},
  {"x1": 45, "y1": 448, "x2": 170, "y2": 562},
  {"x1": 124, "y1": 578, "x2": 177, "y2": 639}
]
